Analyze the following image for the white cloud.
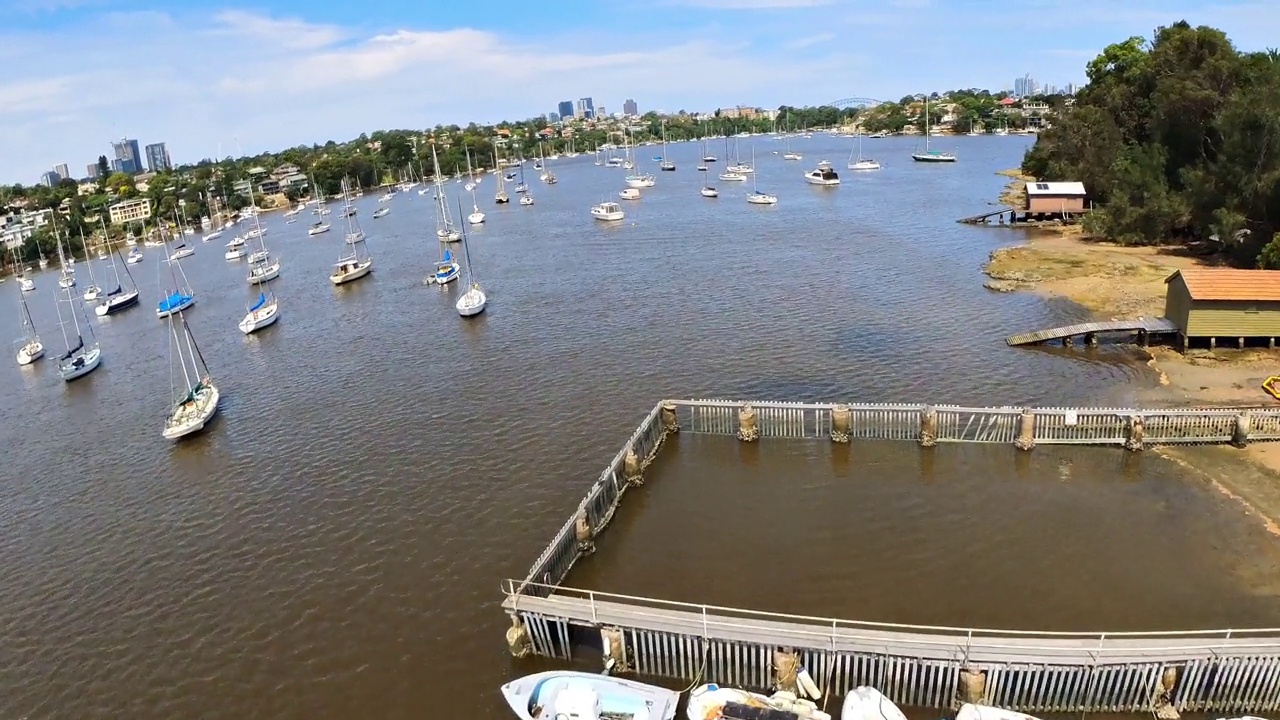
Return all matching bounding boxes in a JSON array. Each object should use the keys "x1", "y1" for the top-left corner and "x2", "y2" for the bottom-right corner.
[
  {"x1": 663, "y1": 0, "x2": 834, "y2": 8},
  {"x1": 787, "y1": 32, "x2": 837, "y2": 49}
]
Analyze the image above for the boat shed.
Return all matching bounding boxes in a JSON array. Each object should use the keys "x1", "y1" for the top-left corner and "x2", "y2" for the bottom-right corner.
[
  {"x1": 1164, "y1": 268, "x2": 1280, "y2": 349},
  {"x1": 1024, "y1": 181, "x2": 1087, "y2": 215}
]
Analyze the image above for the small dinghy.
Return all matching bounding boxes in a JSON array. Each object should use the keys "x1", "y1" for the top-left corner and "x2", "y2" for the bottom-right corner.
[
  {"x1": 843, "y1": 686, "x2": 908, "y2": 720},
  {"x1": 687, "y1": 683, "x2": 832, "y2": 720},
  {"x1": 499, "y1": 670, "x2": 679, "y2": 720},
  {"x1": 956, "y1": 704, "x2": 1043, "y2": 720}
]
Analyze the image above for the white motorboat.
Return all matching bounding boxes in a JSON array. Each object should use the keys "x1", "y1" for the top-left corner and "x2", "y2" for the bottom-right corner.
[
  {"x1": 804, "y1": 160, "x2": 840, "y2": 186},
  {"x1": 437, "y1": 228, "x2": 462, "y2": 242},
  {"x1": 247, "y1": 249, "x2": 269, "y2": 264},
  {"x1": 16, "y1": 337, "x2": 43, "y2": 365},
  {"x1": 500, "y1": 671, "x2": 679, "y2": 720},
  {"x1": 58, "y1": 275, "x2": 76, "y2": 289},
  {"x1": 225, "y1": 246, "x2": 246, "y2": 260},
  {"x1": 372, "y1": 206, "x2": 390, "y2": 218},
  {"x1": 956, "y1": 704, "x2": 1043, "y2": 720},
  {"x1": 687, "y1": 683, "x2": 831, "y2": 720},
  {"x1": 248, "y1": 258, "x2": 281, "y2": 284},
  {"x1": 378, "y1": 191, "x2": 394, "y2": 203},
  {"x1": 344, "y1": 230, "x2": 365, "y2": 245},
  {"x1": 592, "y1": 201, "x2": 625, "y2": 222},
  {"x1": 619, "y1": 188, "x2": 641, "y2": 200},
  {"x1": 308, "y1": 221, "x2": 331, "y2": 236},
  {"x1": 702, "y1": 155, "x2": 717, "y2": 162},
  {"x1": 784, "y1": 152, "x2": 803, "y2": 160},
  {"x1": 843, "y1": 686, "x2": 908, "y2": 720},
  {"x1": 519, "y1": 195, "x2": 534, "y2": 206},
  {"x1": 17, "y1": 275, "x2": 34, "y2": 292},
  {"x1": 82, "y1": 285, "x2": 101, "y2": 302},
  {"x1": 238, "y1": 291, "x2": 279, "y2": 334},
  {"x1": 330, "y1": 258, "x2": 372, "y2": 285},
  {"x1": 625, "y1": 173, "x2": 655, "y2": 188}
]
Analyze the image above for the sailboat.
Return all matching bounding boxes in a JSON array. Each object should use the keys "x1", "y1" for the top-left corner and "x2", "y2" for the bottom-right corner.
[
  {"x1": 162, "y1": 256, "x2": 219, "y2": 440},
  {"x1": 513, "y1": 161, "x2": 529, "y2": 194},
  {"x1": 13, "y1": 248, "x2": 43, "y2": 365},
  {"x1": 700, "y1": 165, "x2": 718, "y2": 198},
  {"x1": 428, "y1": 246, "x2": 460, "y2": 285},
  {"x1": 783, "y1": 133, "x2": 803, "y2": 161},
  {"x1": 156, "y1": 229, "x2": 196, "y2": 319},
  {"x1": 465, "y1": 148, "x2": 486, "y2": 224},
  {"x1": 494, "y1": 152, "x2": 510, "y2": 204},
  {"x1": 430, "y1": 144, "x2": 463, "y2": 242},
  {"x1": 659, "y1": 122, "x2": 675, "y2": 171},
  {"x1": 95, "y1": 222, "x2": 140, "y2": 316},
  {"x1": 912, "y1": 97, "x2": 957, "y2": 162},
  {"x1": 847, "y1": 131, "x2": 881, "y2": 170},
  {"x1": 624, "y1": 130, "x2": 655, "y2": 188},
  {"x1": 54, "y1": 224, "x2": 76, "y2": 289},
  {"x1": 330, "y1": 178, "x2": 374, "y2": 285},
  {"x1": 539, "y1": 144, "x2": 558, "y2": 184},
  {"x1": 238, "y1": 282, "x2": 279, "y2": 334},
  {"x1": 245, "y1": 187, "x2": 281, "y2": 284},
  {"x1": 80, "y1": 232, "x2": 102, "y2": 301},
  {"x1": 454, "y1": 198, "x2": 487, "y2": 317},
  {"x1": 54, "y1": 278, "x2": 102, "y2": 381},
  {"x1": 746, "y1": 147, "x2": 778, "y2": 205}
]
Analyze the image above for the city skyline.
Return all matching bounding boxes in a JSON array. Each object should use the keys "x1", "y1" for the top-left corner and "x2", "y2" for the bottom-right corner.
[{"x1": 1, "y1": 0, "x2": 1277, "y2": 183}]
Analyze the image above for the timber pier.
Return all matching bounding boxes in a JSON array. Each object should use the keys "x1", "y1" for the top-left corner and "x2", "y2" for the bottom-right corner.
[
  {"x1": 1006, "y1": 318, "x2": 1180, "y2": 347},
  {"x1": 503, "y1": 399, "x2": 1280, "y2": 715}
]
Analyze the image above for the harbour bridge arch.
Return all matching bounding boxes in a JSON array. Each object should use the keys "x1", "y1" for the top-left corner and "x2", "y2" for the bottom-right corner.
[{"x1": 827, "y1": 97, "x2": 885, "y2": 109}]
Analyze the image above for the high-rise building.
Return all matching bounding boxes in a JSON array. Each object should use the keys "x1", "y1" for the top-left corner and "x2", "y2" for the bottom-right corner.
[
  {"x1": 111, "y1": 137, "x2": 143, "y2": 174},
  {"x1": 145, "y1": 142, "x2": 171, "y2": 172},
  {"x1": 1013, "y1": 74, "x2": 1037, "y2": 97},
  {"x1": 557, "y1": 100, "x2": 574, "y2": 120},
  {"x1": 86, "y1": 163, "x2": 100, "y2": 179},
  {"x1": 40, "y1": 171, "x2": 61, "y2": 187},
  {"x1": 623, "y1": 98, "x2": 638, "y2": 116},
  {"x1": 548, "y1": 112, "x2": 560, "y2": 123},
  {"x1": 576, "y1": 97, "x2": 595, "y2": 119},
  {"x1": 596, "y1": 106, "x2": 606, "y2": 119},
  {"x1": 54, "y1": 163, "x2": 70, "y2": 182}
]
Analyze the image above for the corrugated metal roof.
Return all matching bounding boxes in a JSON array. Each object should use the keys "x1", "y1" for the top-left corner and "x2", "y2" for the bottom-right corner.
[
  {"x1": 1025, "y1": 181, "x2": 1086, "y2": 195},
  {"x1": 1167, "y1": 268, "x2": 1280, "y2": 302}
]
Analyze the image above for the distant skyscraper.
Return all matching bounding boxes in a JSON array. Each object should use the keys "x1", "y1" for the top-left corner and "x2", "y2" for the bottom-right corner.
[
  {"x1": 111, "y1": 137, "x2": 143, "y2": 174},
  {"x1": 548, "y1": 112, "x2": 560, "y2": 123},
  {"x1": 86, "y1": 163, "x2": 100, "y2": 179},
  {"x1": 596, "y1": 106, "x2": 606, "y2": 119},
  {"x1": 145, "y1": 142, "x2": 171, "y2": 172},
  {"x1": 54, "y1": 163, "x2": 70, "y2": 182},
  {"x1": 576, "y1": 97, "x2": 595, "y2": 119},
  {"x1": 623, "y1": 98, "x2": 638, "y2": 116},
  {"x1": 557, "y1": 100, "x2": 574, "y2": 120},
  {"x1": 1013, "y1": 74, "x2": 1036, "y2": 97},
  {"x1": 40, "y1": 171, "x2": 61, "y2": 187}
]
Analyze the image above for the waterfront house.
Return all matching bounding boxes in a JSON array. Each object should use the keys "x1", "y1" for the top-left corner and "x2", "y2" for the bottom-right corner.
[
  {"x1": 1164, "y1": 268, "x2": 1280, "y2": 349},
  {"x1": 1024, "y1": 181, "x2": 1087, "y2": 216},
  {"x1": 107, "y1": 198, "x2": 152, "y2": 226}
]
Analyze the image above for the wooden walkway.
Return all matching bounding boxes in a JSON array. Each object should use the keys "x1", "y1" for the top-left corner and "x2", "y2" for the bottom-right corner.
[{"x1": 1006, "y1": 318, "x2": 1180, "y2": 346}]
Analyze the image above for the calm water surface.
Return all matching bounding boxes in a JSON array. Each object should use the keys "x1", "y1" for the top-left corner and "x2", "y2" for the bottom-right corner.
[{"x1": 0, "y1": 134, "x2": 1272, "y2": 719}]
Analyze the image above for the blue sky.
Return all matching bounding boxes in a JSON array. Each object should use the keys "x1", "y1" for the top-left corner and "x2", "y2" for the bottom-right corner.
[{"x1": 1, "y1": 0, "x2": 1276, "y2": 184}]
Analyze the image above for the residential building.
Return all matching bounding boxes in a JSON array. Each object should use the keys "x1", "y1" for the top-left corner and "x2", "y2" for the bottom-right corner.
[
  {"x1": 1164, "y1": 269, "x2": 1280, "y2": 348},
  {"x1": 40, "y1": 171, "x2": 61, "y2": 187},
  {"x1": 112, "y1": 137, "x2": 143, "y2": 174},
  {"x1": 1, "y1": 208, "x2": 54, "y2": 250},
  {"x1": 1023, "y1": 181, "x2": 1087, "y2": 215},
  {"x1": 270, "y1": 163, "x2": 301, "y2": 180},
  {"x1": 623, "y1": 98, "x2": 638, "y2": 116},
  {"x1": 77, "y1": 182, "x2": 98, "y2": 197},
  {"x1": 557, "y1": 100, "x2": 574, "y2": 120},
  {"x1": 107, "y1": 197, "x2": 153, "y2": 225},
  {"x1": 280, "y1": 173, "x2": 310, "y2": 191},
  {"x1": 86, "y1": 163, "x2": 100, "y2": 179},
  {"x1": 144, "y1": 142, "x2": 171, "y2": 172},
  {"x1": 576, "y1": 97, "x2": 595, "y2": 119},
  {"x1": 54, "y1": 163, "x2": 70, "y2": 182}
]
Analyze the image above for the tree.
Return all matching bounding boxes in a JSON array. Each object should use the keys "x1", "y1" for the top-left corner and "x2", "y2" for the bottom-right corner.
[{"x1": 97, "y1": 155, "x2": 110, "y2": 180}]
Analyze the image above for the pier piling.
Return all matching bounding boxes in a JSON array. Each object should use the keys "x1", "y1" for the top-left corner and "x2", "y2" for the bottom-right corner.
[
  {"x1": 574, "y1": 511, "x2": 594, "y2": 555},
  {"x1": 623, "y1": 448, "x2": 643, "y2": 485},
  {"x1": 830, "y1": 404, "x2": 851, "y2": 443},
  {"x1": 505, "y1": 616, "x2": 532, "y2": 658},
  {"x1": 1126, "y1": 415, "x2": 1146, "y2": 451},
  {"x1": 1014, "y1": 408, "x2": 1036, "y2": 450},
  {"x1": 919, "y1": 406, "x2": 938, "y2": 447},
  {"x1": 661, "y1": 400, "x2": 680, "y2": 433},
  {"x1": 958, "y1": 667, "x2": 986, "y2": 704},
  {"x1": 737, "y1": 404, "x2": 760, "y2": 442},
  {"x1": 1234, "y1": 411, "x2": 1253, "y2": 447},
  {"x1": 772, "y1": 648, "x2": 800, "y2": 695}
]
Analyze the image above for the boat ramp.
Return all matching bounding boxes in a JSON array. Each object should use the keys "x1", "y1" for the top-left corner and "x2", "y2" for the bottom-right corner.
[{"x1": 502, "y1": 399, "x2": 1280, "y2": 716}]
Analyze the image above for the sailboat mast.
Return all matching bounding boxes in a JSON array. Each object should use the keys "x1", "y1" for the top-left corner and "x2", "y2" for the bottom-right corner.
[
  {"x1": 169, "y1": 313, "x2": 193, "y2": 392},
  {"x1": 456, "y1": 197, "x2": 475, "y2": 284}
]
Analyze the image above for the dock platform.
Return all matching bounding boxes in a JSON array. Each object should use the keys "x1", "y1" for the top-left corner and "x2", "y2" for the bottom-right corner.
[{"x1": 1006, "y1": 318, "x2": 1179, "y2": 347}]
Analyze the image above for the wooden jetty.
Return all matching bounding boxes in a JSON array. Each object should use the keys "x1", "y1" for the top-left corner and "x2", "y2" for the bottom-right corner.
[
  {"x1": 502, "y1": 398, "x2": 1280, "y2": 715},
  {"x1": 1006, "y1": 318, "x2": 1181, "y2": 347}
]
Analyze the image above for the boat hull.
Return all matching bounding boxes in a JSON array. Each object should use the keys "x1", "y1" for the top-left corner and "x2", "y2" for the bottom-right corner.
[
  {"x1": 95, "y1": 290, "x2": 140, "y2": 316},
  {"x1": 456, "y1": 287, "x2": 487, "y2": 317},
  {"x1": 59, "y1": 345, "x2": 101, "y2": 381},
  {"x1": 805, "y1": 177, "x2": 840, "y2": 186},
  {"x1": 593, "y1": 212, "x2": 625, "y2": 222},
  {"x1": 330, "y1": 259, "x2": 373, "y2": 285},
  {"x1": 16, "y1": 341, "x2": 43, "y2": 365},
  {"x1": 249, "y1": 262, "x2": 281, "y2": 284},
  {"x1": 156, "y1": 296, "x2": 195, "y2": 319},
  {"x1": 163, "y1": 384, "x2": 220, "y2": 440},
  {"x1": 500, "y1": 671, "x2": 679, "y2": 720},
  {"x1": 912, "y1": 153, "x2": 956, "y2": 162},
  {"x1": 747, "y1": 194, "x2": 778, "y2": 205},
  {"x1": 467, "y1": 212, "x2": 485, "y2": 225},
  {"x1": 956, "y1": 704, "x2": 1043, "y2": 720},
  {"x1": 843, "y1": 686, "x2": 908, "y2": 720},
  {"x1": 848, "y1": 161, "x2": 881, "y2": 170},
  {"x1": 239, "y1": 303, "x2": 279, "y2": 334},
  {"x1": 82, "y1": 286, "x2": 101, "y2": 302},
  {"x1": 701, "y1": 188, "x2": 719, "y2": 197}
]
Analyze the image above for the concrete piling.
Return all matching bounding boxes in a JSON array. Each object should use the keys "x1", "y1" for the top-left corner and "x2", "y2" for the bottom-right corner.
[
  {"x1": 830, "y1": 404, "x2": 851, "y2": 443},
  {"x1": 1014, "y1": 408, "x2": 1036, "y2": 450},
  {"x1": 958, "y1": 666, "x2": 986, "y2": 704},
  {"x1": 660, "y1": 400, "x2": 680, "y2": 433},
  {"x1": 737, "y1": 404, "x2": 759, "y2": 442},
  {"x1": 601, "y1": 627, "x2": 628, "y2": 672},
  {"x1": 771, "y1": 648, "x2": 800, "y2": 694},
  {"x1": 1234, "y1": 411, "x2": 1252, "y2": 448},
  {"x1": 506, "y1": 616, "x2": 532, "y2": 658},
  {"x1": 574, "y1": 510, "x2": 594, "y2": 555},
  {"x1": 623, "y1": 448, "x2": 643, "y2": 486},
  {"x1": 1125, "y1": 415, "x2": 1145, "y2": 452},
  {"x1": 919, "y1": 405, "x2": 938, "y2": 448}
]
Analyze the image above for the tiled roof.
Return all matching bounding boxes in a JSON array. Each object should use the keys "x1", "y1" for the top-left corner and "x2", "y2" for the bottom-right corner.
[{"x1": 1168, "y1": 268, "x2": 1280, "y2": 302}]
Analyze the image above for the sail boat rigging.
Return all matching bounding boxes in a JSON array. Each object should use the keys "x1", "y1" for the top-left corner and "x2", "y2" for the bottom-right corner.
[
  {"x1": 54, "y1": 269, "x2": 102, "y2": 381},
  {"x1": 13, "y1": 246, "x2": 43, "y2": 365},
  {"x1": 746, "y1": 146, "x2": 778, "y2": 205},
  {"x1": 911, "y1": 96, "x2": 957, "y2": 162},
  {"x1": 494, "y1": 151, "x2": 510, "y2": 204},
  {"x1": 245, "y1": 185, "x2": 281, "y2": 284},
  {"x1": 430, "y1": 143, "x2": 462, "y2": 241},
  {"x1": 80, "y1": 230, "x2": 103, "y2": 301},
  {"x1": 163, "y1": 238, "x2": 220, "y2": 440},
  {"x1": 465, "y1": 148, "x2": 486, "y2": 224},
  {"x1": 95, "y1": 219, "x2": 140, "y2": 316},
  {"x1": 847, "y1": 130, "x2": 881, "y2": 170},
  {"x1": 54, "y1": 223, "x2": 76, "y2": 289},
  {"x1": 659, "y1": 122, "x2": 675, "y2": 171},
  {"x1": 454, "y1": 197, "x2": 487, "y2": 317},
  {"x1": 156, "y1": 224, "x2": 196, "y2": 319},
  {"x1": 330, "y1": 178, "x2": 374, "y2": 285}
]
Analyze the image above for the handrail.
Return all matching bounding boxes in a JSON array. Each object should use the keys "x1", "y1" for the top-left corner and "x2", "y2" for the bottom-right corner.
[
  {"x1": 502, "y1": 579, "x2": 1280, "y2": 642},
  {"x1": 663, "y1": 398, "x2": 1280, "y2": 415}
]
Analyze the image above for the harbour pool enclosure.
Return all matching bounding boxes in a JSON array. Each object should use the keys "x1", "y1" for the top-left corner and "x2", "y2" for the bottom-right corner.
[{"x1": 502, "y1": 399, "x2": 1280, "y2": 715}]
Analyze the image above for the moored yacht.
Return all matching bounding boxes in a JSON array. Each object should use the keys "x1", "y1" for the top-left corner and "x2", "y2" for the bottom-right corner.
[{"x1": 804, "y1": 160, "x2": 840, "y2": 186}]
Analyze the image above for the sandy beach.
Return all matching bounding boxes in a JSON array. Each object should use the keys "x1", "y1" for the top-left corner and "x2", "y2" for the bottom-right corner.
[{"x1": 984, "y1": 170, "x2": 1280, "y2": 535}]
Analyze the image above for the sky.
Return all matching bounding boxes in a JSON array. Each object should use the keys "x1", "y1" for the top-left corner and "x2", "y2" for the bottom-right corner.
[{"x1": 2, "y1": 0, "x2": 1277, "y2": 184}]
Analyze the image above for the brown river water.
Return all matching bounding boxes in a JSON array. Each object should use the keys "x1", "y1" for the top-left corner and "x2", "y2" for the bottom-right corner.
[{"x1": 2, "y1": 134, "x2": 1277, "y2": 719}]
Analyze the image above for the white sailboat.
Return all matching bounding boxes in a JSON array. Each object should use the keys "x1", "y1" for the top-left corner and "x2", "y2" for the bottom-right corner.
[
  {"x1": 54, "y1": 224, "x2": 76, "y2": 289},
  {"x1": 13, "y1": 248, "x2": 43, "y2": 365},
  {"x1": 156, "y1": 230, "x2": 197, "y2": 319},
  {"x1": 659, "y1": 121, "x2": 675, "y2": 171},
  {"x1": 783, "y1": 133, "x2": 803, "y2": 161},
  {"x1": 539, "y1": 144, "x2": 558, "y2": 184},
  {"x1": 330, "y1": 178, "x2": 374, "y2": 285},
  {"x1": 495, "y1": 151, "x2": 510, "y2": 204},
  {"x1": 238, "y1": 282, "x2": 279, "y2": 334},
  {"x1": 95, "y1": 221, "x2": 141, "y2": 316},
  {"x1": 431, "y1": 143, "x2": 463, "y2": 241},
  {"x1": 455, "y1": 198, "x2": 486, "y2": 317},
  {"x1": 847, "y1": 131, "x2": 882, "y2": 170},
  {"x1": 746, "y1": 148, "x2": 778, "y2": 205},
  {"x1": 912, "y1": 97, "x2": 957, "y2": 162},
  {"x1": 700, "y1": 165, "x2": 719, "y2": 197},
  {"x1": 162, "y1": 267, "x2": 219, "y2": 440},
  {"x1": 54, "y1": 278, "x2": 102, "y2": 381},
  {"x1": 464, "y1": 148, "x2": 485, "y2": 224}
]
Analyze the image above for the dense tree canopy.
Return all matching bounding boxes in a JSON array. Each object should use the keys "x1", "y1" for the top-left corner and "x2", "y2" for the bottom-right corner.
[{"x1": 1022, "y1": 21, "x2": 1280, "y2": 267}]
